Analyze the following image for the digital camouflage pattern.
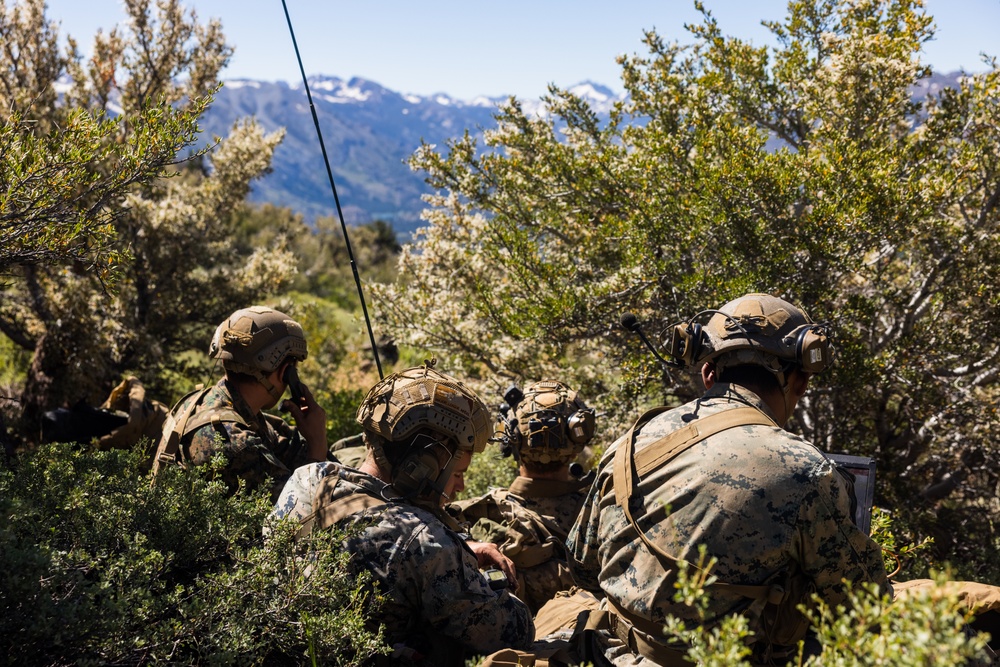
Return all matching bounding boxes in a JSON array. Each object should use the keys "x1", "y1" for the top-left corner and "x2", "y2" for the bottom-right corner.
[
  {"x1": 567, "y1": 382, "x2": 889, "y2": 664},
  {"x1": 451, "y1": 474, "x2": 592, "y2": 615},
  {"x1": 505, "y1": 475, "x2": 593, "y2": 538},
  {"x1": 272, "y1": 461, "x2": 534, "y2": 665},
  {"x1": 169, "y1": 378, "x2": 316, "y2": 499}
]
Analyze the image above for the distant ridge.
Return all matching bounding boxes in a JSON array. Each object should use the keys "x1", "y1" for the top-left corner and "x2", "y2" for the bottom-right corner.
[
  {"x1": 198, "y1": 72, "x2": 964, "y2": 238},
  {"x1": 199, "y1": 75, "x2": 625, "y2": 236}
]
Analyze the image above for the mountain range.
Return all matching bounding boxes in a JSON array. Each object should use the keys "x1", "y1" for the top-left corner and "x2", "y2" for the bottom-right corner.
[
  {"x1": 198, "y1": 76, "x2": 623, "y2": 237},
  {"x1": 198, "y1": 71, "x2": 964, "y2": 238}
]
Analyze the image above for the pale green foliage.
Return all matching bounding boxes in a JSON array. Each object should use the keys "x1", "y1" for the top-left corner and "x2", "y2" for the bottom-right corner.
[
  {"x1": 870, "y1": 508, "x2": 934, "y2": 577},
  {"x1": 0, "y1": 0, "x2": 207, "y2": 277},
  {"x1": 802, "y1": 577, "x2": 988, "y2": 666},
  {"x1": 662, "y1": 547, "x2": 990, "y2": 667},
  {"x1": 458, "y1": 447, "x2": 519, "y2": 500},
  {"x1": 376, "y1": 0, "x2": 1000, "y2": 577},
  {"x1": 0, "y1": 0, "x2": 298, "y2": 432}
]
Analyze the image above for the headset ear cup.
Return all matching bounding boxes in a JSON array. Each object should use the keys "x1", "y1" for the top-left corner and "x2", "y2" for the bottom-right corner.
[
  {"x1": 795, "y1": 326, "x2": 833, "y2": 374},
  {"x1": 688, "y1": 323, "x2": 705, "y2": 366},
  {"x1": 566, "y1": 409, "x2": 595, "y2": 445},
  {"x1": 669, "y1": 321, "x2": 713, "y2": 368},
  {"x1": 670, "y1": 322, "x2": 705, "y2": 367},
  {"x1": 392, "y1": 447, "x2": 443, "y2": 498}
]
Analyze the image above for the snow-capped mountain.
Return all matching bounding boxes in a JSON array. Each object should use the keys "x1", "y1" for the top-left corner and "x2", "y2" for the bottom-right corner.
[{"x1": 199, "y1": 75, "x2": 626, "y2": 234}]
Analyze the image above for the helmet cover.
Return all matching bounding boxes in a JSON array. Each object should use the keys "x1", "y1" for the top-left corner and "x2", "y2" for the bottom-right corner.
[
  {"x1": 356, "y1": 365, "x2": 491, "y2": 454},
  {"x1": 209, "y1": 306, "x2": 308, "y2": 379},
  {"x1": 700, "y1": 293, "x2": 830, "y2": 374},
  {"x1": 512, "y1": 381, "x2": 594, "y2": 466}
]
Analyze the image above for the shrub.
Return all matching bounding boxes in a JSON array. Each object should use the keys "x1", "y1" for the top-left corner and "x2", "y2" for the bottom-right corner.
[
  {"x1": 663, "y1": 547, "x2": 992, "y2": 667},
  {"x1": 0, "y1": 443, "x2": 383, "y2": 665}
]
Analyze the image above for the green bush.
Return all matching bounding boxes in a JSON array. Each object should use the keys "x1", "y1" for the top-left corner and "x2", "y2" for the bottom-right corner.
[
  {"x1": 314, "y1": 387, "x2": 368, "y2": 444},
  {"x1": 458, "y1": 448, "x2": 518, "y2": 501},
  {"x1": 0, "y1": 443, "x2": 384, "y2": 665},
  {"x1": 664, "y1": 547, "x2": 993, "y2": 667}
]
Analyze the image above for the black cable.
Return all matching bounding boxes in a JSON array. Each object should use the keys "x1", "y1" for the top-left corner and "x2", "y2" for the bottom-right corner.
[{"x1": 280, "y1": 0, "x2": 384, "y2": 379}]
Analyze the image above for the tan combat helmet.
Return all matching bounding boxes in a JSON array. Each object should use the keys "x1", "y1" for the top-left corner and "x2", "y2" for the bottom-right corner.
[
  {"x1": 671, "y1": 293, "x2": 833, "y2": 380},
  {"x1": 356, "y1": 363, "x2": 491, "y2": 499},
  {"x1": 209, "y1": 306, "x2": 308, "y2": 399},
  {"x1": 508, "y1": 381, "x2": 595, "y2": 467}
]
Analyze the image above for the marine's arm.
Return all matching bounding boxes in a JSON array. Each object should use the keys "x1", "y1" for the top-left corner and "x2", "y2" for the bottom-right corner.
[
  {"x1": 278, "y1": 381, "x2": 328, "y2": 463},
  {"x1": 405, "y1": 521, "x2": 534, "y2": 654},
  {"x1": 793, "y1": 457, "x2": 889, "y2": 606}
]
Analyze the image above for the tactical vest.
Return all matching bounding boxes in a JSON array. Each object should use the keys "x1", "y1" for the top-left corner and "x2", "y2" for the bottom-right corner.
[
  {"x1": 459, "y1": 487, "x2": 578, "y2": 614},
  {"x1": 607, "y1": 404, "x2": 813, "y2": 662},
  {"x1": 150, "y1": 386, "x2": 260, "y2": 478}
]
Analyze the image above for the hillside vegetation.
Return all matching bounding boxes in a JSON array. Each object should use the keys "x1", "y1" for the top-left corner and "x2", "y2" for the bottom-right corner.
[{"x1": 1, "y1": 0, "x2": 999, "y2": 664}]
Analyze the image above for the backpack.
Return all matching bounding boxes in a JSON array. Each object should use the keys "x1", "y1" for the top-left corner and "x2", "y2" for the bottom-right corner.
[
  {"x1": 456, "y1": 488, "x2": 578, "y2": 615},
  {"x1": 150, "y1": 386, "x2": 251, "y2": 477}
]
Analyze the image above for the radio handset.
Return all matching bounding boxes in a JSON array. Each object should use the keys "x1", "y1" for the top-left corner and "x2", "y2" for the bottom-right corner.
[{"x1": 281, "y1": 364, "x2": 305, "y2": 411}]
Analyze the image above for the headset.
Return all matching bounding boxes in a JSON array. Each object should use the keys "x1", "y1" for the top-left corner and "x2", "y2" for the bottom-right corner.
[
  {"x1": 496, "y1": 382, "x2": 595, "y2": 462},
  {"x1": 389, "y1": 432, "x2": 455, "y2": 499},
  {"x1": 665, "y1": 309, "x2": 834, "y2": 374},
  {"x1": 667, "y1": 319, "x2": 708, "y2": 368},
  {"x1": 788, "y1": 323, "x2": 834, "y2": 373}
]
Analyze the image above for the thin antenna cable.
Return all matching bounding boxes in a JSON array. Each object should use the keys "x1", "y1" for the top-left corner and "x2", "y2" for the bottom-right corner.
[{"x1": 281, "y1": 0, "x2": 384, "y2": 379}]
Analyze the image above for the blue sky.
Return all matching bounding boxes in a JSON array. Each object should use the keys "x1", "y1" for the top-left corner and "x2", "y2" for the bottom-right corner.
[{"x1": 42, "y1": 0, "x2": 1000, "y2": 100}]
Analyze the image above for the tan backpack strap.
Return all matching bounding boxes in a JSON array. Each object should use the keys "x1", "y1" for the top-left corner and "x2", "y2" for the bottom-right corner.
[
  {"x1": 613, "y1": 405, "x2": 783, "y2": 602},
  {"x1": 150, "y1": 387, "x2": 213, "y2": 478},
  {"x1": 183, "y1": 407, "x2": 248, "y2": 435},
  {"x1": 297, "y1": 469, "x2": 390, "y2": 538}
]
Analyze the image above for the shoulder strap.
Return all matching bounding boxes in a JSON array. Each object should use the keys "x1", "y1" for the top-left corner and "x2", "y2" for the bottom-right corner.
[
  {"x1": 182, "y1": 407, "x2": 249, "y2": 434},
  {"x1": 150, "y1": 387, "x2": 213, "y2": 478},
  {"x1": 296, "y1": 468, "x2": 390, "y2": 538},
  {"x1": 613, "y1": 405, "x2": 785, "y2": 604},
  {"x1": 151, "y1": 387, "x2": 256, "y2": 477}
]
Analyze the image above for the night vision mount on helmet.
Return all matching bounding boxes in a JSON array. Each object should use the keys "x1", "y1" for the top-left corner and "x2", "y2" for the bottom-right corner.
[
  {"x1": 496, "y1": 380, "x2": 595, "y2": 467},
  {"x1": 667, "y1": 293, "x2": 834, "y2": 377},
  {"x1": 356, "y1": 362, "x2": 491, "y2": 499}
]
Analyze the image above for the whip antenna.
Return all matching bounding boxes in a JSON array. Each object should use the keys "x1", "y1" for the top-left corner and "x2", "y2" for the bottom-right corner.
[{"x1": 281, "y1": 0, "x2": 383, "y2": 379}]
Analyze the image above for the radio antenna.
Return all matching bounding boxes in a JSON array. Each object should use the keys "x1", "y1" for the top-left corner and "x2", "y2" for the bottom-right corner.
[{"x1": 281, "y1": 0, "x2": 384, "y2": 379}]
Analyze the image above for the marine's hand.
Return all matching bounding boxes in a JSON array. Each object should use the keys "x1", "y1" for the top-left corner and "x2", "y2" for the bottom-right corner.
[
  {"x1": 281, "y1": 383, "x2": 328, "y2": 461},
  {"x1": 468, "y1": 541, "x2": 518, "y2": 592}
]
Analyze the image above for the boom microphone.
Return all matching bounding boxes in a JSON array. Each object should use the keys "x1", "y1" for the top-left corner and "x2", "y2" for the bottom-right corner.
[{"x1": 620, "y1": 312, "x2": 676, "y2": 368}]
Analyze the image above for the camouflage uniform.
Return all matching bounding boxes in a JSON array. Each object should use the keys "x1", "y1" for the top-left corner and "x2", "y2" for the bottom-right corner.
[
  {"x1": 453, "y1": 474, "x2": 592, "y2": 615},
  {"x1": 568, "y1": 382, "x2": 889, "y2": 665},
  {"x1": 505, "y1": 474, "x2": 592, "y2": 537},
  {"x1": 273, "y1": 461, "x2": 535, "y2": 665},
  {"x1": 171, "y1": 378, "x2": 317, "y2": 499}
]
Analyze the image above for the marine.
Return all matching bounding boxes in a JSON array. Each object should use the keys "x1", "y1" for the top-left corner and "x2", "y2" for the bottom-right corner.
[
  {"x1": 270, "y1": 363, "x2": 534, "y2": 665},
  {"x1": 567, "y1": 293, "x2": 889, "y2": 665},
  {"x1": 453, "y1": 380, "x2": 597, "y2": 614},
  {"x1": 151, "y1": 306, "x2": 330, "y2": 499}
]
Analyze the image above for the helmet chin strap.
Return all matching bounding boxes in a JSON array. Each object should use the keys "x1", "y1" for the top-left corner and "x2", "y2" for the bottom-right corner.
[
  {"x1": 428, "y1": 449, "x2": 461, "y2": 503},
  {"x1": 263, "y1": 377, "x2": 284, "y2": 402}
]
